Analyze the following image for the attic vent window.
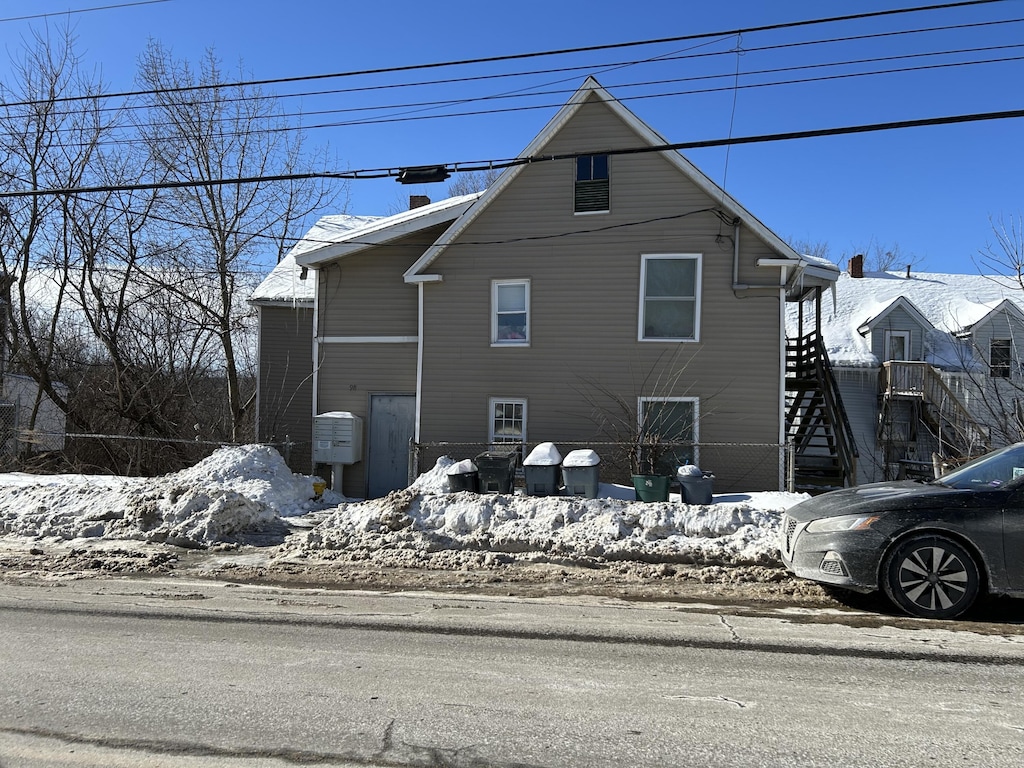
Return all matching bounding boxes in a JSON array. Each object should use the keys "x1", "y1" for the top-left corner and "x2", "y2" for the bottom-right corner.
[{"x1": 574, "y1": 154, "x2": 609, "y2": 213}]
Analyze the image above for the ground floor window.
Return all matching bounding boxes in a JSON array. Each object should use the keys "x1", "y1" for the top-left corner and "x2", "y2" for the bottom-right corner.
[
  {"x1": 489, "y1": 398, "x2": 526, "y2": 445},
  {"x1": 637, "y1": 397, "x2": 698, "y2": 474}
]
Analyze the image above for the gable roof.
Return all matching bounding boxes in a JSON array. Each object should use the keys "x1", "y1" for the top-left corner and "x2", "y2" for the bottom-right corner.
[
  {"x1": 294, "y1": 193, "x2": 482, "y2": 269},
  {"x1": 791, "y1": 270, "x2": 1024, "y2": 367},
  {"x1": 856, "y1": 295, "x2": 933, "y2": 336},
  {"x1": 250, "y1": 213, "x2": 381, "y2": 305},
  {"x1": 951, "y1": 297, "x2": 1024, "y2": 336},
  {"x1": 404, "y1": 76, "x2": 838, "y2": 292}
]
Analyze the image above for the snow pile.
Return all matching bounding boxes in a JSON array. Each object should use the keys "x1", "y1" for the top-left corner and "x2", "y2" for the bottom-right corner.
[
  {"x1": 0, "y1": 450, "x2": 808, "y2": 566},
  {"x1": 0, "y1": 445, "x2": 334, "y2": 548},
  {"x1": 523, "y1": 442, "x2": 562, "y2": 466},
  {"x1": 287, "y1": 458, "x2": 807, "y2": 567}
]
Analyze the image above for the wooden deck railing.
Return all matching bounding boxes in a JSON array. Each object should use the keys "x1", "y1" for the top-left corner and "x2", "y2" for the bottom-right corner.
[{"x1": 879, "y1": 361, "x2": 989, "y2": 454}]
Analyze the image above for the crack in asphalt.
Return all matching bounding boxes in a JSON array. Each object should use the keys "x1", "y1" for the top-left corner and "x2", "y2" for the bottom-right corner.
[{"x1": 718, "y1": 614, "x2": 741, "y2": 642}]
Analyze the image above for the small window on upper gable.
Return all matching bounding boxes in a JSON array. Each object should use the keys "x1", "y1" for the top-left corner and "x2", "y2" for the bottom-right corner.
[{"x1": 575, "y1": 154, "x2": 609, "y2": 214}]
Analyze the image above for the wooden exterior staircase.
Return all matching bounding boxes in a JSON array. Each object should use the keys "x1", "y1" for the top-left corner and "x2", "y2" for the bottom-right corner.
[
  {"x1": 878, "y1": 361, "x2": 990, "y2": 475},
  {"x1": 785, "y1": 330, "x2": 859, "y2": 493}
]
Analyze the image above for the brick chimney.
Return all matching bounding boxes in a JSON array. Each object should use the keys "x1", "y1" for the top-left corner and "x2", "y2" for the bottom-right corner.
[
  {"x1": 409, "y1": 195, "x2": 431, "y2": 210},
  {"x1": 848, "y1": 253, "x2": 864, "y2": 278}
]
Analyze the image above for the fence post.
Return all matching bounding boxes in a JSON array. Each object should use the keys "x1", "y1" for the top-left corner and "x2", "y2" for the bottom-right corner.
[
  {"x1": 283, "y1": 435, "x2": 292, "y2": 465},
  {"x1": 785, "y1": 440, "x2": 796, "y2": 493},
  {"x1": 408, "y1": 439, "x2": 419, "y2": 486}
]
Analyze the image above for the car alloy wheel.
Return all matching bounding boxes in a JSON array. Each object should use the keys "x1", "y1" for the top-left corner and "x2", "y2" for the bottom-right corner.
[{"x1": 882, "y1": 535, "x2": 980, "y2": 619}]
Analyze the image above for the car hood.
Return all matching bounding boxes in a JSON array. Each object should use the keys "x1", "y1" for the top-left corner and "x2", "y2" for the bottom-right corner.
[{"x1": 785, "y1": 480, "x2": 965, "y2": 522}]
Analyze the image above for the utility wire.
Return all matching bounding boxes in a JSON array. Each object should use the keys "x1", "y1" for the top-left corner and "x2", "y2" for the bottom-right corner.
[
  {"x1": 13, "y1": 47, "x2": 1024, "y2": 150},
  {"x1": 2, "y1": 106, "x2": 1022, "y2": 199},
  {"x1": 0, "y1": 0, "x2": 171, "y2": 24},
  {"x1": 0, "y1": 0, "x2": 1007, "y2": 108}
]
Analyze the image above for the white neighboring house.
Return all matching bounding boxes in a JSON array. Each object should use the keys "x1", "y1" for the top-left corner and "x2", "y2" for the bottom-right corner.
[
  {"x1": 1, "y1": 373, "x2": 69, "y2": 455},
  {"x1": 788, "y1": 256, "x2": 1024, "y2": 484}
]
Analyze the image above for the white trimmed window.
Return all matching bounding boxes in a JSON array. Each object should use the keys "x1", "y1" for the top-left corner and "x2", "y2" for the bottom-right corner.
[
  {"x1": 492, "y1": 279, "x2": 530, "y2": 345},
  {"x1": 490, "y1": 398, "x2": 526, "y2": 444},
  {"x1": 638, "y1": 397, "x2": 699, "y2": 473},
  {"x1": 639, "y1": 254, "x2": 701, "y2": 341}
]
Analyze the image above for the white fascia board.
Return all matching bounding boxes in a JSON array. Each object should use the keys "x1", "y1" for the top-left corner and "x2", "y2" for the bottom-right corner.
[
  {"x1": 296, "y1": 194, "x2": 482, "y2": 268},
  {"x1": 405, "y1": 274, "x2": 443, "y2": 284},
  {"x1": 247, "y1": 298, "x2": 314, "y2": 308}
]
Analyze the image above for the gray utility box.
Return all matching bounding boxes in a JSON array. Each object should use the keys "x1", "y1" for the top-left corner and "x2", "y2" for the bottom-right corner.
[{"x1": 313, "y1": 412, "x2": 364, "y2": 465}]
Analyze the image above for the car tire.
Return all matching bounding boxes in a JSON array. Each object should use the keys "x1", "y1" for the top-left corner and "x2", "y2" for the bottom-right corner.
[{"x1": 882, "y1": 535, "x2": 981, "y2": 619}]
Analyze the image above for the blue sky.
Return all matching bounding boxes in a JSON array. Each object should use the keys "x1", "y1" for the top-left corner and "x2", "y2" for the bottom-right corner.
[{"x1": 1, "y1": 0, "x2": 1022, "y2": 274}]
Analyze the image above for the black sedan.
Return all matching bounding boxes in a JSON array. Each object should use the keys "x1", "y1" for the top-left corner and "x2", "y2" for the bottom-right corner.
[{"x1": 780, "y1": 443, "x2": 1024, "y2": 619}]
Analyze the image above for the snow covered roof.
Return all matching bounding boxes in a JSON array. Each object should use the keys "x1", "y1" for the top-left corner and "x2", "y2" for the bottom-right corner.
[
  {"x1": 790, "y1": 269, "x2": 1024, "y2": 367},
  {"x1": 250, "y1": 214, "x2": 381, "y2": 305},
  {"x1": 294, "y1": 194, "x2": 482, "y2": 269}
]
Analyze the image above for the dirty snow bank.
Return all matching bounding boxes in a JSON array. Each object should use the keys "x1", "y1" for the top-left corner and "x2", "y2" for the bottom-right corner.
[
  {"x1": 0, "y1": 445, "x2": 335, "y2": 548},
  {"x1": 284, "y1": 457, "x2": 807, "y2": 567}
]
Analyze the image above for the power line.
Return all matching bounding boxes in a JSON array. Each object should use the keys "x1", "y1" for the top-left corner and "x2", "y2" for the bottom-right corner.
[
  {"x1": 2, "y1": 106, "x2": 1021, "y2": 199},
  {"x1": 0, "y1": 0, "x2": 1008, "y2": 109},
  {"x1": 0, "y1": 0, "x2": 171, "y2": 24}
]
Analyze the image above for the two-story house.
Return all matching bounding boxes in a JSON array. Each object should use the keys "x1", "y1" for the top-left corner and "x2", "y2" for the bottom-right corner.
[{"x1": 258, "y1": 77, "x2": 843, "y2": 498}]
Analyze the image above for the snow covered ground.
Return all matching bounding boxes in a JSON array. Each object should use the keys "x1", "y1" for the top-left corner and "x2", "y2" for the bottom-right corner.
[{"x1": 0, "y1": 445, "x2": 807, "y2": 567}]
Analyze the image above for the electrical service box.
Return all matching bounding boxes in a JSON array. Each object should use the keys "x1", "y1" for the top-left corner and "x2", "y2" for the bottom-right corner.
[{"x1": 313, "y1": 411, "x2": 364, "y2": 464}]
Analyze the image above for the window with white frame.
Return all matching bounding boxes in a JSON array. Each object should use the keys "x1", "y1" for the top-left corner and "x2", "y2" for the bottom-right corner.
[
  {"x1": 489, "y1": 399, "x2": 526, "y2": 444},
  {"x1": 492, "y1": 280, "x2": 530, "y2": 345},
  {"x1": 637, "y1": 397, "x2": 698, "y2": 474},
  {"x1": 575, "y1": 154, "x2": 610, "y2": 213},
  {"x1": 639, "y1": 255, "x2": 701, "y2": 341},
  {"x1": 884, "y1": 330, "x2": 911, "y2": 362}
]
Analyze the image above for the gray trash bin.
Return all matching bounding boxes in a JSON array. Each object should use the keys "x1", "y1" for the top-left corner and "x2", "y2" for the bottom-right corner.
[
  {"x1": 562, "y1": 449, "x2": 600, "y2": 499},
  {"x1": 523, "y1": 442, "x2": 563, "y2": 496},
  {"x1": 677, "y1": 465, "x2": 714, "y2": 505}
]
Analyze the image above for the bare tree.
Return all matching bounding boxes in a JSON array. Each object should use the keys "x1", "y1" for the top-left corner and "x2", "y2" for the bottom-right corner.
[
  {"x1": 446, "y1": 168, "x2": 500, "y2": 197},
  {"x1": 132, "y1": 42, "x2": 343, "y2": 442}
]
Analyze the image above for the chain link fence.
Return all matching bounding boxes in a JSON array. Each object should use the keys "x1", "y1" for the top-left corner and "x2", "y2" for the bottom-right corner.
[
  {"x1": 411, "y1": 440, "x2": 796, "y2": 493},
  {"x1": 0, "y1": 429, "x2": 298, "y2": 477}
]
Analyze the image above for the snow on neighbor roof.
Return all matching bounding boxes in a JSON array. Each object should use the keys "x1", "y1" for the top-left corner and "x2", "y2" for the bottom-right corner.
[
  {"x1": 790, "y1": 270, "x2": 1024, "y2": 367},
  {"x1": 250, "y1": 213, "x2": 381, "y2": 304}
]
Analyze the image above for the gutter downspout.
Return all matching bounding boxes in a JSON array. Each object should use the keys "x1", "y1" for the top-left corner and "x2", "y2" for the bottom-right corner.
[
  {"x1": 415, "y1": 281, "x2": 424, "y2": 442},
  {"x1": 310, "y1": 268, "x2": 320, "y2": 438}
]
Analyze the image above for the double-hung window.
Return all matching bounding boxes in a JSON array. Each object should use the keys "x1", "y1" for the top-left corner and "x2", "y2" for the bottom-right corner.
[
  {"x1": 639, "y1": 254, "x2": 701, "y2": 341},
  {"x1": 575, "y1": 154, "x2": 609, "y2": 213},
  {"x1": 991, "y1": 339, "x2": 1012, "y2": 378},
  {"x1": 492, "y1": 279, "x2": 530, "y2": 345},
  {"x1": 490, "y1": 398, "x2": 526, "y2": 445}
]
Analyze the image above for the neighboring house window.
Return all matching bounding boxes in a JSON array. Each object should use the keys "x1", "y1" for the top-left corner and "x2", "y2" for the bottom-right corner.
[
  {"x1": 492, "y1": 280, "x2": 530, "y2": 345},
  {"x1": 884, "y1": 330, "x2": 911, "y2": 362},
  {"x1": 639, "y1": 254, "x2": 701, "y2": 341},
  {"x1": 991, "y1": 339, "x2": 1012, "y2": 378},
  {"x1": 638, "y1": 397, "x2": 698, "y2": 474},
  {"x1": 575, "y1": 154, "x2": 609, "y2": 213},
  {"x1": 490, "y1": 398, "x2": 526, "y2": 444}
]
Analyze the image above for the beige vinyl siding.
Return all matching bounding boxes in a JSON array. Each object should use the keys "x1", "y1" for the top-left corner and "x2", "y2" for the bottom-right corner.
[
  {"x1": 315, "y1": 342, "x2": 417, "y2": 498},
  {"x1": 256, "y1": 305, "x2": 314, "y2": 472},
  {"x1": 419, "y1": 96, "x2": 786, "y2": 491},
  {"x1": 316, "y1": 225, "x2": 450, "y2": 337}
]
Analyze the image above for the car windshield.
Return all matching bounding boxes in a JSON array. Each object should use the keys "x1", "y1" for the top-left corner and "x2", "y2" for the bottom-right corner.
[{"x1": 935, "y1": 443, "x2": 1024, "y2": 489}]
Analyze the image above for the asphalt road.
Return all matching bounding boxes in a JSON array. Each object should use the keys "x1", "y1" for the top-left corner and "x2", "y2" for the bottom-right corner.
[{"x1": 1, "y1": 578, "x2": 1023, "y2": 767}]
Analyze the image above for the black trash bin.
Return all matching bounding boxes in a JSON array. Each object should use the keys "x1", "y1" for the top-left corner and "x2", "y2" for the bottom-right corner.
[
  {"x1": 677, "y1": 466, "x2": 714, "y2": 505},
  {"x1": 523, "y1": 442, "x2": 563, "y2": 496},
  {"x1": 475, "y1": 449, "x2": 518, "y2": 493}
]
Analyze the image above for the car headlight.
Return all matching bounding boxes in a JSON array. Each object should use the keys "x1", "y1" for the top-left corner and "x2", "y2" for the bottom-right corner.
[{"x1": 805, "y1": 514, "x2": 880, "y2": 533}]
